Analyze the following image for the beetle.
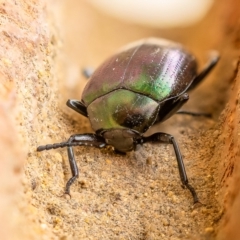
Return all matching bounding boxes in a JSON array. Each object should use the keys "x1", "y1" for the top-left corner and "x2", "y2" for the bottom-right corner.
[{"x1": 37, "y1": 38, "x2": 219, "y2": 203}]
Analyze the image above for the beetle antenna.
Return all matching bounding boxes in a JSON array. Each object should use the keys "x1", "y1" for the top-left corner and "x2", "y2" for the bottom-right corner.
[{"x1": 37, "y1": 142, "x2": 80, "y2": 152}]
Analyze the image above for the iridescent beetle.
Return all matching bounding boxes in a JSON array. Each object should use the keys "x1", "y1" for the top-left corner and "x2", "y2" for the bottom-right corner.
[{"x1": 37, "y1": 38, "x2": 219, "y2": 203}]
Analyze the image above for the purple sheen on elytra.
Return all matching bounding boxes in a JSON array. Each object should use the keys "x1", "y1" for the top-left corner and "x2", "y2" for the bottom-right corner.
[
  {"x1": 82, "y1": 40, "x2": 197, "y2": 106},
  {"x1": 87, "y1": 89, "x2": 159, "y2": 133},
  {"x1": 82, "y1": 48, "x2": 135, "y2": 105}
]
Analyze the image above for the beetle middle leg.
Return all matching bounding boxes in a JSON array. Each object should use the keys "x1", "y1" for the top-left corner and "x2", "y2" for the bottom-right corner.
[
  {"x1": 176, "y1": 110, "x2": 211, "y2": 118},
  {"x1": 141, "y1": 132, "x2": 199, "y2": 204},
  {"x1": 66, "y1": 99, "x2": 88, "y2": 117},
  {"x1": 155, "y1": 93, "x2": 189, "y2": 123}
]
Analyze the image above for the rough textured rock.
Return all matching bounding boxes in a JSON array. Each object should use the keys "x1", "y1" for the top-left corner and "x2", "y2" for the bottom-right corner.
[{"x1": 216, "y1": 61, "x2": 240, "y2": 240}]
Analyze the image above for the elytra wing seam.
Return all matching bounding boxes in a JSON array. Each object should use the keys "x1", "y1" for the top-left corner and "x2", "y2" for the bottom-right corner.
[{"x1": 121, "y1": 42, "x2": 143, "y2": 85}]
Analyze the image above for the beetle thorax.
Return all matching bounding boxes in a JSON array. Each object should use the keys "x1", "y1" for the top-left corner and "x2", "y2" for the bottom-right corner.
[
  {"x1": 103, "y1": 129, "x2": 139, "y2": 152},
  {"x1": 86, "y1": 89, "x2": 160, "y2": 134}
]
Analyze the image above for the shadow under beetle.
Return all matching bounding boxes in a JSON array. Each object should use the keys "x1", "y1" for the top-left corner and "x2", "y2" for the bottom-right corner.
[{"x1": 37, "y1": 38, "x2": 219, "y2": 203}]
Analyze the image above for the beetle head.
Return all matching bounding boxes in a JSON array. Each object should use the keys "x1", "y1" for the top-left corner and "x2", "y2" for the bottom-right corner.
[{"x1": 102, "y1": 129, "x2": 139, "y2": 152}]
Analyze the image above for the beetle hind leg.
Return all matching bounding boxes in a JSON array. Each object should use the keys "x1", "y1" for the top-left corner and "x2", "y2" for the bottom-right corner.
[
  {"x1": 189, "y1": 50, "x2": 220, "y2": 91},
  {"x1": 140, "y1": 132, "x2": 199, "y2": 204},
  {"x1": 82, "y1": 67, "x2": 94, "y2": 79}
]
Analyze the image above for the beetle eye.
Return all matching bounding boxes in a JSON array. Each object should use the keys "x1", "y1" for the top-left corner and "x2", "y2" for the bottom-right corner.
[{"x1": 122, "y1": 130, "x2": 138, "y2": 138}]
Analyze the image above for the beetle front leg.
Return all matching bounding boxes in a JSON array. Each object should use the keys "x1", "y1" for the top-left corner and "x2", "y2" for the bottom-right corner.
[
  {"x1": 142, "y1": 132, "x2": 199, "y2": 204},
  {"x1": 37, "y1": 134, "x2": 106, "y2": 196},
  {"x1": 65, "y1": 146, "x2": 79, "y2": 196}
]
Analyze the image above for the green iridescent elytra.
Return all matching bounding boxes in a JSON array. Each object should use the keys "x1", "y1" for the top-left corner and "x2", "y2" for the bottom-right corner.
[{"x1": 82, "y1": 39, "x2": 197, "y2": 107}]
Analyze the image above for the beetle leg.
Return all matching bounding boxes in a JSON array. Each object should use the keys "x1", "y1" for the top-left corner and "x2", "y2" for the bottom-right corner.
[
  {"x1": 82, "y1": 67, "x2": 94, "y2": 79},
  {"x1": 155, "y1": 93, "x2": 189, "y2": 123},
  {"x1": 141, "y1": 132, "x2": 199, "y2": 204},
  {"x1": 65, "y1": 146, "x2": 79, "y2": 197},
  {"x1": 189, "y1": 50, "x2": 220, "y2": 91},
  {"x1": 66, "y1": 99, "x2": 88, "y2": 117},
  {"x1": 37, "y1": 134, "x2": 106, "y2": 196},
  {"x1": 176, "y1": 110, "x2": 211, "y2": 118}
]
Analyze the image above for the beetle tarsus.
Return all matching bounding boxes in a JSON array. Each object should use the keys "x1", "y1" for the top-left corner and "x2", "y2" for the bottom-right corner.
[
  {"x1": 64, "y1": 146, "x2": 79, "y2": 196},
  {"x1": 59, "y1": 190, "x2": 72, "y2": 199},
  {"x1": 176, "y1": 110, "x2": 212, "y2": 118},
  {"x1": 184, "y1": 183, "x2": 199, "y2": 204},
  {"x1": 63, "y1": 191, "x2": 72, "y2": 199}
]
